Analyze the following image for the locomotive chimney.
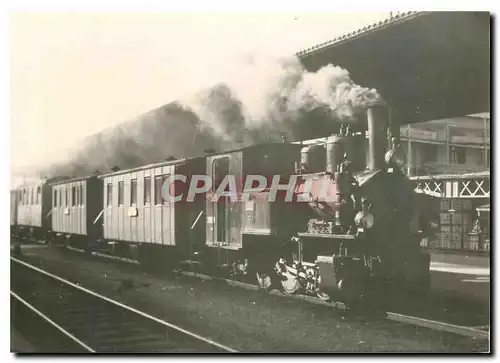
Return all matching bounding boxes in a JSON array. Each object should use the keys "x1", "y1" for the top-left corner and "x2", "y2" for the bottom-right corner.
[{"x1": 365, "y1": 101, "x2": 388, "y2": 171}]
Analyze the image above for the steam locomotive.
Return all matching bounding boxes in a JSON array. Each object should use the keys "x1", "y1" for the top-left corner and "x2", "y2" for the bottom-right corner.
[{"x1": 11, "y1": 102, "x2": 431, "y2": 308}]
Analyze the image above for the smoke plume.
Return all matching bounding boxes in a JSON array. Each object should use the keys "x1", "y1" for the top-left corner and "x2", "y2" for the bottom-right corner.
[
  {"x1": 182, "y1": 56, "x2": 382, "y2": 141},
  {"x1": 38, "y1": 55, "x2": 382, "y2": 179}
]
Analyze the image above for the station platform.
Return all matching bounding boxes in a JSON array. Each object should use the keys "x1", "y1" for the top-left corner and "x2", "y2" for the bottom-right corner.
[{"x1": 429, "y1": 252, "x2": 490, "y2": 303}]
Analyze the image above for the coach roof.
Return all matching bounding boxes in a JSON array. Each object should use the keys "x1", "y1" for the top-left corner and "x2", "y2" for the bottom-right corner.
[
  {"x1": 49, "y1": 174, "x2": 99, "y2": 187},
  {"x1": 97, "y1": 142, "x2": 302, "y2": 179},
  {"x1": 98, "y1": 158, "x2": 188, "y2": 179}
]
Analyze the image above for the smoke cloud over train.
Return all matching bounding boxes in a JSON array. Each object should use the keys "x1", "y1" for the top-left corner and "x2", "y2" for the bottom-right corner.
[
  {"x1": 184, "y1": 56, "x2": 381, "y2": 140},
  {"x1": 37, "y1": 56, "x2": 381, "y2": 179}
]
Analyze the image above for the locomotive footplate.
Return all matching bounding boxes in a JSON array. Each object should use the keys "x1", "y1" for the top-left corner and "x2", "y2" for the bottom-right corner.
[
  {"x1": 279, "y1": 233, "x2": 379, "y2": 306},
  {"x1": 296, "y1": 232, "x2": 364, "y2": 262}
]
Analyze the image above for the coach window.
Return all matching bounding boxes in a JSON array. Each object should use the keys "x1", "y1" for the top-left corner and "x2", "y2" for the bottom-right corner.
[
  {"x1": 80, "y1": 185, "x2": 84, "y2": 205},
  {"x1": 154, "y1": 176, "x2": 163, "y2": 205},
  {"x1": 106, "y1": 183, "x2": 112, "y2": 207},
  {"x1": 163, "y1": 175, "x2": 170, "y2": 204},
  {"x1": 53, "y1": 190, "x2": 57, "y2": 207},
  {"x1": 65, "y1": 189, "x2": 69, "y2": 207},
  {"x1": 118, "y1": 181, "x2": 124, "y2": 206},
  {"x1": 144, "y1": 177, "x2": 151, "y2": 205},
  {"x1": 72, "y1": 186, "x2": 76, "y2": 206},
  {"x1": 130, "y1": 179, "x2": 137, "y2": 205}
]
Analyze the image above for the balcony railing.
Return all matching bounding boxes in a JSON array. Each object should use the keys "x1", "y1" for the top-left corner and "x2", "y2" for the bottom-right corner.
[{"x1": 411, "y1": 171, "x2": 490, "y2": 198}]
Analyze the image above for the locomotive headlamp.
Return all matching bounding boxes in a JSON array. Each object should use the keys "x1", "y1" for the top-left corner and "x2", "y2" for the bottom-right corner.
[
  {"x1": 355, "y1": 212, "x2": 375, "y2": 230},
  {"x1": 355, "y1": 199, "x2": 375, "y2": 229},
  {"x1": 361, "y1": 213, "x2": 375, "y2": 229},
  {"x1": 385, "y1": 141, "x2": 406, "y2": 169}
]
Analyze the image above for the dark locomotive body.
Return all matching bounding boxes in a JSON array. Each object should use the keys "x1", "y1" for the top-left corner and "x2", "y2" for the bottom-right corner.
[
  {"x1": 269, "y1": 104, "x2": 430, "y2": 304},
  {"x1": 11, "y1": 103, "x2": 431, "y2": 307}
]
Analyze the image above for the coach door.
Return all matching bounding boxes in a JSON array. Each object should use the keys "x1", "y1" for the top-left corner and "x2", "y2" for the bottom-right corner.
[{"x1": 212, "y1": 156, "x2": 230, "y2": 245}]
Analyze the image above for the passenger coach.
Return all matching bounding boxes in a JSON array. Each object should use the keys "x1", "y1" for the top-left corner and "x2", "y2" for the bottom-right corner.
[
  {"x1": 13, "y1": 180, "x2": 52, "y2": 240},
  {"x1": 97, "y1": 157, "x2": 206, "y2": 265},
  {"x1": 50, "y1": 175, "x2": 103, "y2": 250},
  {"x1": 10, "y1": 190, "x2": 18, "y2": 233}
]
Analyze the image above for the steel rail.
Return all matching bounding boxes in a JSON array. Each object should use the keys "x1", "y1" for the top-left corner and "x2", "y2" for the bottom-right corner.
[
  {"x1": 19, "y1": 245, "x2": 490, "y2": 342},
  {"x1": 11, "y1": 256, "x2": 238, "y2": 353}
]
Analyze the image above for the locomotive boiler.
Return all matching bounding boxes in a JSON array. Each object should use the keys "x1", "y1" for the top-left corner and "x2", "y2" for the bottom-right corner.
[{"x1": 272, "y1": 102, "x2": 431, "y2": 306}]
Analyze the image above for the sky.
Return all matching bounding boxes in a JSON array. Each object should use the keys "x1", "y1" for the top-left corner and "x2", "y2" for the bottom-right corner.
[{"x1": 10, "y1": 12, "x2": 390, "y2": 177}]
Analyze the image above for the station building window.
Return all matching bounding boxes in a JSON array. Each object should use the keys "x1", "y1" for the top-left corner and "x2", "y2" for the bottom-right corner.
[{"x1": 450, "y1": 146, "x2": 466, "y2": 164}]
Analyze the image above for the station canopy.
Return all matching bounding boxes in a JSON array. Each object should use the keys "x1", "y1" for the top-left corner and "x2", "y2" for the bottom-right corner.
[{"x1": 297, "y1": 12, "x2": 490, "y2": 126}]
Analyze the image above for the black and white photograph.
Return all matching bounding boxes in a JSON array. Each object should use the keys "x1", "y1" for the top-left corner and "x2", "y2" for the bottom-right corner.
[{"x1": 8, "y1": 9, "x2": 491, "y2": 354}]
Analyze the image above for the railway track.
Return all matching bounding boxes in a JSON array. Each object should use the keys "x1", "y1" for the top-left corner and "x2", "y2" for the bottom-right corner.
[
  {"x1": 13, "y1": 242, "x2": 490, "y2": 343},
  {"x1": 76, "y1": 247, "x2": 491, "y2": 341},
  {"x1": 179, "y1": 271, "x2": 490, "y2": 341},
  {"x1": 10, "y1": 257, "x2": 237, "y2": 353}
]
